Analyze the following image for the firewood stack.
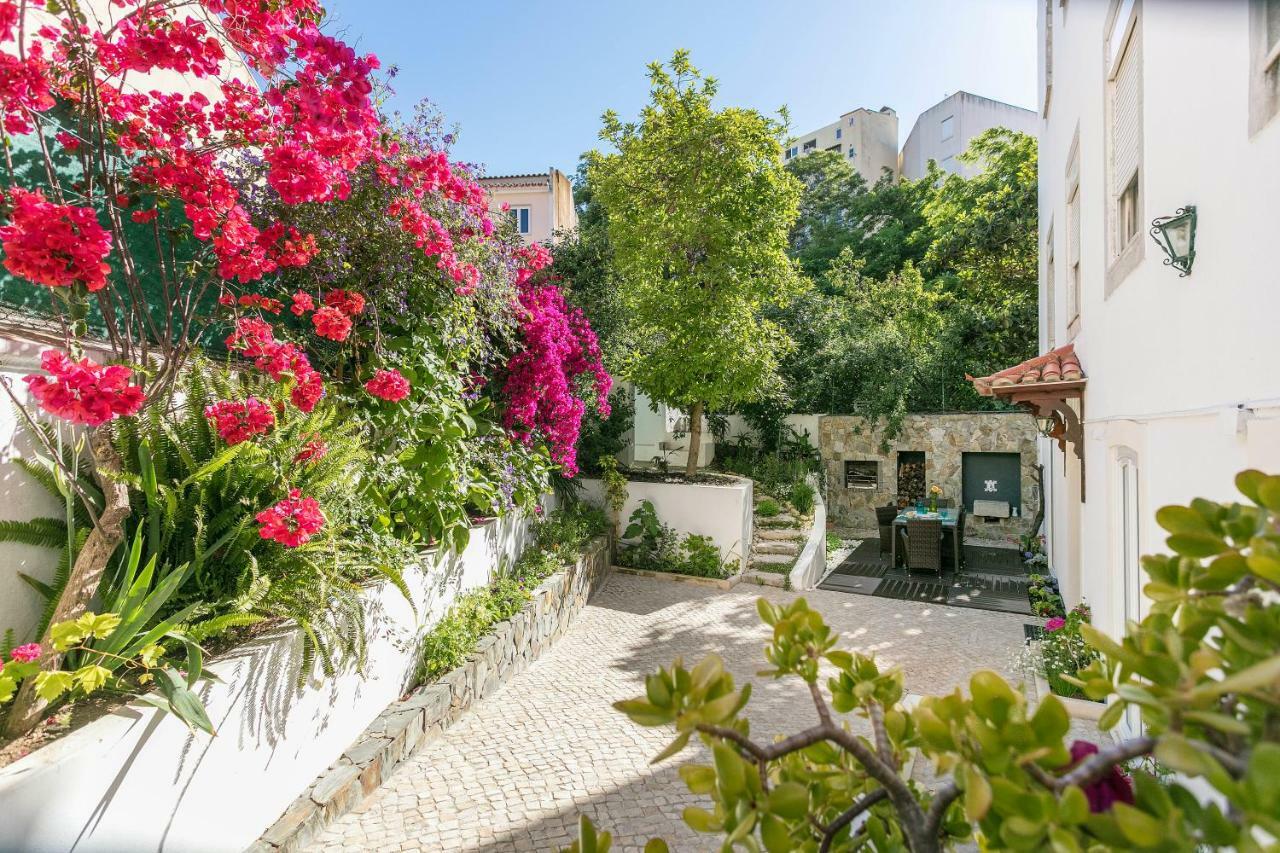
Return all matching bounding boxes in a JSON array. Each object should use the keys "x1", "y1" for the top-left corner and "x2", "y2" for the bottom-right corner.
[{"x1": 897, "y1": 459, "x2": 925, "y2": 503}]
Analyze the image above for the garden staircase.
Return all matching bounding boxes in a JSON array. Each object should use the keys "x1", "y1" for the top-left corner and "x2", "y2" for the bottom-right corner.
[{"x1": 746, "y1": 501, "x2": 807, "y2": 587}]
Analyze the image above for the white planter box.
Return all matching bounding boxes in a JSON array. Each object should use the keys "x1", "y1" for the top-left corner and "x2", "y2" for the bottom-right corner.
[
  {"x1": 579, "y1": 475, "x2": 753, "y2": 567},
  {"x1": 0, "y1": 510, "x2": 545, "y2": 853}
]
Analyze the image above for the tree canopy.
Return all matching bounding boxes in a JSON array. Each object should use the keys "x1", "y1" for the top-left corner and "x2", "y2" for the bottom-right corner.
[{"x1": 587, "y1": 51, "x2": 804, "y2": 472}]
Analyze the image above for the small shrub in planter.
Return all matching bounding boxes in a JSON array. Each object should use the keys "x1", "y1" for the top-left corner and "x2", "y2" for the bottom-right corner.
[
  {"x1": 789, "y1": 481, "x2": 816, "y2": 516},
  {"x1": 755, "y1": 498, "x2": 782, "y2": 518},
  {"x1": 618, "y1": 502, "x2": 735, "y2": 579}
]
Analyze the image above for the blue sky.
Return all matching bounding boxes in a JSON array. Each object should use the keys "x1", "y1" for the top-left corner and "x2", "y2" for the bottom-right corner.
[{"x1": 323, "y1": 0, "x2": 1038, "y2": 177}]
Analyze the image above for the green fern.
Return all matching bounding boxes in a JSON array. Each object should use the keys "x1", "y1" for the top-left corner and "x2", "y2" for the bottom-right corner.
[{"x1": 0, "y1": 517, "x2": 68, "y2": 549}]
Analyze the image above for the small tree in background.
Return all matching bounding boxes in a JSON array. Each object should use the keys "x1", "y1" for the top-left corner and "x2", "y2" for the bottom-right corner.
[{"x1": 588, "y1": 51, "x2": 804, "y2": 476}]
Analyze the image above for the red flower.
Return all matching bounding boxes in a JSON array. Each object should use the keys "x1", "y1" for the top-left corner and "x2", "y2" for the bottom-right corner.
[
  {"x1": 323, "y1": 288, "x2": 365, "y2": 316},
  {"x1": 23, "y1": 350, "x2": 145, "y2": 427},
  {"x1": 311, "y1": 306, "x2": 351, "y2": 342},
  {"x1": 218, "y1": 292, "x2": 236, "y2": 307},
  {"x1": 1062, "y1": 740, "x2": 1135, "y2": 813},
  {"x1": 10, "y1": 642, "x2": 41, "y2": 663},
  {"x1": 237, "y1": 293, "x2": 284, "y2": 314},
  {"x1": 256, "y1": 488, "x2": 324, "y2": 547},
  {"x1": 131, "y1": 208, "x2": 158, "y2": 224},
  {"x1": 0, "y1": 187, "x2": 113, "y2": 292},
  {"x1": 290, "y1": 290, "x2": 315, "y2": 316},
  {"x1": 364, "y1": 369, "x2": 410, "y2": 402},
  {"x1": 204, "y1": 397, "x2": 275, "y2": 445},
  {"x1": 290, "y1": 369, "x2": 325, "y2": 413},
  {"x1": 294, "y1": 435, "x2": 327, "y2": 464}
]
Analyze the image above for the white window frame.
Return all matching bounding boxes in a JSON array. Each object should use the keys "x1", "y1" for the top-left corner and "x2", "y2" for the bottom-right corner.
[
  {"x1": 510, "y1": 205, "x2": 531, "y2": 235},
  {"x1": 1065, "y1": 130, "x2": 1081, "y2": 336},
  {"x1": 1042, "y1": 0, "x2": 1055, "y2": 118},
  {"x1": 835, "y1": 127, "x2": 842, "y2": 140},
  {"x1": 1249, "y1": 0, "x2": 1280, "y2": 134},
  {"x1": 847, "y1": 147, "x2": 856, "y2": 159},
  {"x1": 1045, "y1": 224, "x2": 1057, "y2": 349},
  {"x1": 1113, "y1": 448, "x2": 1143, "y2": 737},
  {"x1": 940, "y1": 115, "x2": 955, "y2": 142},
  {"x1": 1104, "y1": 0, "x2": 1144, "y2": 295}
]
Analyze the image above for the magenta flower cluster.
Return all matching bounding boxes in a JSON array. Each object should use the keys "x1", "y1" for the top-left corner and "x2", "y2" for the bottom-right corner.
[{"x1": 502, "y1": 251, "x2": 611, "y2": 477}]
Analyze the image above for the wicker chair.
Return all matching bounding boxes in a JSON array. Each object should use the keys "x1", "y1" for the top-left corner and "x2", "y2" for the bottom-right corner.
[
  {"x1": 875, "y1": 505, "x2": 899, "y2": 557},
  {"x1": 942, "y1": 509, "x2": 966, "y2": 572},
  {"x1": 937, "y1": 498, "x2": 956, "y2": 509},
  {"x1": 899, "y1": 518, "x2": 943, "y2": 575}
]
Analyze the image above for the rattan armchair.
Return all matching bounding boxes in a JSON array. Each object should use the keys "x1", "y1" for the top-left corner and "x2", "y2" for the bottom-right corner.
[
  {"x1": 875, "y1": 505, "x2": 899, "y2": 557},
  {"x1": 899, "y1": 518, "x2": 943, "y2": 575},
  {"x1": 942, "y1": 509, "x2": 966, "y2": 572}
]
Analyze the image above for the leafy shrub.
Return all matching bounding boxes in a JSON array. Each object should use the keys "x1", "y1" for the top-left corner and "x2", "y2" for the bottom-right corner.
[
  {"x1": 789, "y1": 481, "x2": 816, "y2": 515},
  {"x1": 619, "y1": 501, "x2": 679, "y2": 570},
  {"x1": 825, "y1": 532, "x2": 841, "y2": 556},
  {"x1": 677, "y1": 535, "x2": 731, "y2": 579},
  {"x1": 755, "y1": 498, "x2": 782, "y2": 518},
  {"x1": 584, "y1": 469, "x2": 1280, "y2": 852},
  {"x1": 1028, "y1": 572, "x2": 1066, "y2": 619}
]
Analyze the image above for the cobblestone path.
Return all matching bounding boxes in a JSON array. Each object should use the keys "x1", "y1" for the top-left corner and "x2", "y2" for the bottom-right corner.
[{"x1": 311, "y1": 573, "x2": 1032, "y2": 852}]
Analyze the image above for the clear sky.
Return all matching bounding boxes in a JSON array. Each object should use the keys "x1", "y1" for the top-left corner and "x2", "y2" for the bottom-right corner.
[{"x1": 322, "y1": 0, "x2": 1038, "y2": 177}]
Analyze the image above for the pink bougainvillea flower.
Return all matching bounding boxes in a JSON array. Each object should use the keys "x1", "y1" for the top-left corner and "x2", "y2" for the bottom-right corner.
[
  {"x1": 0, "y1": 187, "x2": 113, "y2": 292},
  {"x1": 256, "y1": 488, "x2": 324, "y2": 547},
  {"x1": 130, "y1": 208, "x2": 158, "y2": 224},
  {"x1": 23, "y1": 350, "x2": 145, "y2": 427},
  {"x1": 323, "y1": 288, "x2": 365, "y2": 316},
  {"x1": 311, "y1": 305, "x2": 352, "y2": 342},
  {"x1": 1044, "y1": 617, "x2": 1066, "y2": 632},
  {"x1": 10, "y1": 642, "x2": 41, "y2": 663},
  {"x1": 1062, "y1": 740, "x2": 1134, "y2": 813},
  {"x1": 294, "y1": 435, "x2": 327, "y2": 464},
  {"x1": 290, "y1": 369, "x2": 325, "y2": 413},
  {"x1": 204, "y1": 397, "x2": 275, "y2": 445},
  {"x1": 364, "y1": 369, "x2": 410, "y2": 402},
  {"x1": 290, "y1": 290, "x2": 315, "y2": 316},
  {"x1": 238, "y1": 293, "x2": 283, "y2": 314}
]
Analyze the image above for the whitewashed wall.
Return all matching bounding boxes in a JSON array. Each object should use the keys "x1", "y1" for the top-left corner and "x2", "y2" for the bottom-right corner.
[
  {"x1": 1037, "y1": 0, "x2": 1280, "y2": 639},
  {"x1": 720, "y1": 414, "x2": 824, "y2": 448},
  {"x1": 579, "y1": 476, "x2": 753, "y2": 569},
  {"x1": 0, "y1": 508, "x2": 548, "y2": 853}
]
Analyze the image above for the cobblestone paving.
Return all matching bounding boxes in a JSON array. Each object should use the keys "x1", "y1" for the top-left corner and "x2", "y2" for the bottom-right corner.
[{"x1": 311, "y1": 573, "x2": 1033, "y2": 853}]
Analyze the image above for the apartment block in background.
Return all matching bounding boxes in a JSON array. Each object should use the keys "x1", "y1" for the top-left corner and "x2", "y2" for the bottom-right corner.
[
  {"x1": 478, "y1": 167, "x2": 578, "y2": 245},
  {"x1": 899, "y1": 91, "x2": 1037, "y2": 180},
  {"x1": 783, "y1": 106, "x2": 899, "y2": 184}
]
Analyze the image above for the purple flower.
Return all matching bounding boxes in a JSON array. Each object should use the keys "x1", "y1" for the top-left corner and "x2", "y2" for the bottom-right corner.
[
  {"x1": 1064, "y1": 740, "x2": 1134, "y2": 813},
  {"x1": 1044, "y1": 617, "x2": 1066, "y2": 632}
]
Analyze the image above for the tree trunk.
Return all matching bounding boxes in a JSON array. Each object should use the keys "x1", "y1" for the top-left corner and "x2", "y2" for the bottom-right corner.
[
  {"x1": 3, "y1": 430, "x2": 132, "y2": 738},
  {"x1": 684, "y1": 401, "x2": 704, "y2": 478}
]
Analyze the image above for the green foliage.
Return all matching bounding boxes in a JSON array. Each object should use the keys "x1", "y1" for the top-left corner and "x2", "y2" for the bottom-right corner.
[
  {"x1": 416, "y1": 505, "x2": 605, "y2": 683},
  {"x1": 825, "y1": 532, "x2": 842, "y2": 556},
  {"x1": 1038, "y1": 603, "x2": 1099, "y2": 699},
  {"x1": 789, "y1": 481, "x2": 816, "y2": 516},
  {"x1": 0, "y1": 603, "x2": 213, "y2": 735},
  {"x1": 755, "y1": 498, "x2": 781, "y2": 518},
  {"x1": 718, "y1": 441, "x2": 817, "y2": 499},
  {"x1": 1028, "y1": 574, "x2": 1066, "y2": 619},
  {"x1": 594, "y1": 469, "x2": 1280, "y2": 851},
  {"x1": 575, "y1": 391, "x2": 634, "y2": 476},
  {"x1": 108, "y1": 361, "x2": 415, "y2": 676},
  {"x1": 618, "y1": 500, "x2": 734, "y2": 579},
  {"x1": 589, "y1": 51, "x2": 805, "y2": 431}
]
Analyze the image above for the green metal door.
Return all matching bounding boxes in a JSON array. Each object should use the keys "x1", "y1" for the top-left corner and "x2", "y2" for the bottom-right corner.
[{"x1": 961, "y1": 452, "x2": 1022, "y2": 515}]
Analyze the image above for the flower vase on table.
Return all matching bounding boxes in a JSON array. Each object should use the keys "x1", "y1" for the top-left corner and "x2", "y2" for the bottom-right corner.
[{"x1": 928, "y1": 485, "x2": 942, "y2": 513}]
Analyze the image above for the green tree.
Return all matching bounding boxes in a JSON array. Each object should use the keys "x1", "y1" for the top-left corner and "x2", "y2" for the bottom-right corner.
[{"x1": 588, "y1": 51, "x2": 804, "y2": 476}]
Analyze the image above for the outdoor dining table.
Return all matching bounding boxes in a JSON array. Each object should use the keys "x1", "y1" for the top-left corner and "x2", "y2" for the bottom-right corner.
[{"x1": 890, "y1": 507, "x2": 962, "y2": 574}]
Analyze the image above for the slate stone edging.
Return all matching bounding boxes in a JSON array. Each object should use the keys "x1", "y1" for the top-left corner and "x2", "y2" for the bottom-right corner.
[
  {"x1": 611, "y1": 564, "x2": 745, "y2": 591},
  {"x1": 249, "y1": 535, "x2": 613, "y2": 853}
]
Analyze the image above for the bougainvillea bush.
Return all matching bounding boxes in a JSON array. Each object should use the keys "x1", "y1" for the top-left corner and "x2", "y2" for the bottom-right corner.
[{"x1": 0, "y1": 0, "x2": 609, "y2": 737}]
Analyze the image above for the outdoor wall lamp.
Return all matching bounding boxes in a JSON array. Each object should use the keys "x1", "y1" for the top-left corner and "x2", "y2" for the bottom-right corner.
[
  {"x1": 1149, "y1": 205, "x2": 1197, "y2": 277},
  {"x1": 1035, "y1": 411, "x2": 1062, "y2": 439}
]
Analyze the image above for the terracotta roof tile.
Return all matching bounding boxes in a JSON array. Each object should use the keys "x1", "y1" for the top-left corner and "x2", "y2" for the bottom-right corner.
[{"x1": 967, "y1": 344, "x2": 1085, "y2": 397}]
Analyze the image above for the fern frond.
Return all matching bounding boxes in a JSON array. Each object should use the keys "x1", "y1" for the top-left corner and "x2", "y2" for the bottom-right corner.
[{"x1": 0, "y1": 517, "x2": 68, "y2": 549}]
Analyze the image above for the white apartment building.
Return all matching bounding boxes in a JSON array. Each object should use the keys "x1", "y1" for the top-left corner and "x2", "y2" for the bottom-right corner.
[
  {"x1": 899, "y1": 91, "x2": 1038, "y2": 180},
  {"x1": 974, "y1": 0, "x2": 1280, "y2": 646},
  {"x1": 478, "y1": 167, "x2": 578, "y2": 245},
  {"x1": 783, "y1": 106, "x2": 899, "y2": 184}
]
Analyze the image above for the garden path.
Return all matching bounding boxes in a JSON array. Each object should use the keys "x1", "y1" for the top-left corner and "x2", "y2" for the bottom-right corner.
[{"x1": 310, "y1": 573, "x2": 1033, "y2": 852}]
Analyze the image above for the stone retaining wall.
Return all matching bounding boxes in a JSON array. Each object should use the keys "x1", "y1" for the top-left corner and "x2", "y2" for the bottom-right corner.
[
  {"x1": 820, "y1": 413, "x2": 1039, "y2": 540},
  {"x1": 251, "y1": 534, "x2": 613, "y2": 853}
]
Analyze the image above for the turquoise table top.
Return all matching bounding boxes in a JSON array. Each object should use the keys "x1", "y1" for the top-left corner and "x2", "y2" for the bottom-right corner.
[{"x1": 894, "y1": 507, "x2": 959, "y2": 526}]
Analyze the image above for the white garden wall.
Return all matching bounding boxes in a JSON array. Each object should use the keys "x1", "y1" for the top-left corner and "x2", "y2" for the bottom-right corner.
[
  {"x1": 0, "y1": 508, "x2": 548, "y2": 853},
  {"x1": 578, "y1": 476, "x2": 753, "y2": 568}
]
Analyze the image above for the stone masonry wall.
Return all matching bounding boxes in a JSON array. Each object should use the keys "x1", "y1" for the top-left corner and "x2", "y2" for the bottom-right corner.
[
  {"x1": 820, "y1": 413, "x2": 1039, "y2": 541},
  {"x1": 252, "y1": 535, "x2": 613, "y2": 853}
]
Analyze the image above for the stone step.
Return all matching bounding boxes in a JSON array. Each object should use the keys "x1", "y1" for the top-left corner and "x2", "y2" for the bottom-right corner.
[
  {"x1": 744, "y1": 571, "x2": 787, "y2": 588},
  {"x1": 758, "y1": 513, "x2": 797, "y2": 526},
  {"x1": 750, "y1": 552, "x2": 794, "y2": 566},
  {"x1": 753, "y1": 540, "x2": 799, "y2": 556},
  {"x1": 757, "y1": 527, "x2": 803, "y2": 541}
]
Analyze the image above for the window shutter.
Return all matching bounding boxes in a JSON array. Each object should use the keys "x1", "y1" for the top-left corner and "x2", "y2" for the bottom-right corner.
[
  {"x1": 1112, "y1": 28, "x2": 1142, "y2": 193},
  {"x1": 1068, "y1": 188, "x2": 1081, "y2": 265}
]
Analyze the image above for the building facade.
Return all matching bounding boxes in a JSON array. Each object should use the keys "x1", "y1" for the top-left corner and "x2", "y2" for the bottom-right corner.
[
  {"x1": 899, "y1": 91, "x2": 1038, "y2": 180},
  {"x1": 478, "y1": 167, "x2": 578, "y2": 245},
  {"x1": 783, "y1": 106, "x2": 899, "y2": 184},
  {"x1": 1032, "y1": 0, "x2": 1280, "y2": 643}
]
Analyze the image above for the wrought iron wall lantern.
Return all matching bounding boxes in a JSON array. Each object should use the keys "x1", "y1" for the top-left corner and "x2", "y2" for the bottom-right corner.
[{"x1": 1149, "y1": 205, "x2": 1196, "y2": 276}]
